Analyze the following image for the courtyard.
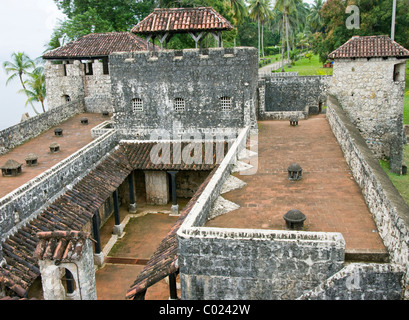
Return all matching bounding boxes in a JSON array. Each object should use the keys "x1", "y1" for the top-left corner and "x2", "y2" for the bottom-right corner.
[{"x1": 93, "y1": 114, "x2": 387, "y2": 300}]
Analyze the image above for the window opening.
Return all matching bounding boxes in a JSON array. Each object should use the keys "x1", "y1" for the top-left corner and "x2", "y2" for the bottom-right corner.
[
  {"x1": 132, "y1": 98, "x2": 143, "y2": 112},
  {"x1": 102, "y1": 58, "x2": 109, "y2": 75},
  {"x1": 84, "y1": 62, "x2": 93, "y2": 75},
  {"x1": 174, "y1": 98, "x2": 185, "y2": 112},
  {"x1": 220, "y1": 96, "x2": 232, "y2": 111}
]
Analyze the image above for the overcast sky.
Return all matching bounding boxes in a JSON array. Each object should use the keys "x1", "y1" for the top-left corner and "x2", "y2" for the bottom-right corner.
[
  {"x1": 0, "y1": 0, "x2": 317, "y2": 131},
  {"x1": 0, "y1": 0, "x2": 64, "y2": 130}
]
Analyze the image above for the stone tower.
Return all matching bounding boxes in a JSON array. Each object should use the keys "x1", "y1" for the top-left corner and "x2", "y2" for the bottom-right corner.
[
  {"x1": 34, "y1": 231, "x2": 97, "y2": 300},
  {"x1": 328, "y1": 35, "x2": 409, "y2": 174}
]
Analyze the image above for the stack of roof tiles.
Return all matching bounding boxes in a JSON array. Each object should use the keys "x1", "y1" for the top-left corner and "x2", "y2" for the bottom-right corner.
[
  {"x1": 42, "y1": 32, "x2": 150, "y2": 60},
  {"x1": 131, "y1": 7, "x2": 233, "y2": 35},
  {"x1": 34, "y1": 231, "x2": 92, "y2": 263},
  {"x1": 328, "y1": 35, "x2": 409, "y2": 59},
  {"x1": 0, "y1": 142, "x2": 223, "y2": 297}
]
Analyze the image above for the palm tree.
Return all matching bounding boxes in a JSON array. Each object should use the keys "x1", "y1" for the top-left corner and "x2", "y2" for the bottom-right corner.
[
  {"x1": 229, "y1": 0, "x2": 248, "y2": 24},
  {"x1": 307, "y1": 0, "x2": 324, "y2": 33},
  {"x1": 19, "y1": 66, "x2": 46, "y2": 113},
  {"x1": 274, "y1": 0, "x2": 301, "y2": 71},
  {"x1": 249, "y1": 0, "x2": 271, "y2": 62},
  {"x1": 3, "y1": 52, "x2": 40, "y2": 114}
]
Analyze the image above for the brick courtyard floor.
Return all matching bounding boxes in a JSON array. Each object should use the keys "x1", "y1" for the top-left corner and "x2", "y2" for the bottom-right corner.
[
  {"x1": 0, "y1": 113, "x2": 109, "y2": 198},
  {"x1": 206, "y1": 115, "x2": 387, "y2": 255}
]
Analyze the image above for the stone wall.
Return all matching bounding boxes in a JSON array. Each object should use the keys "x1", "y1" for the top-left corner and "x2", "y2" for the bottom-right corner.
[
  {"x1": 0, "y1": 99, "x2": 85, "y2": 155},
  {"x1": 258, "y1": 75, "x2": 329, "y2": 120},
  {"x1": 179, "y1": 229, "x2": 345, "y2": 300},
  {"x1": 328, "y1": 58, "x2": 406, "y2": 173},
  {"x1": 45, "y1": 59, "x2": 112, "y2": 113},
  {"x1": 299, "y1": 263, "x2": 405, "y2": 300},
  {"x1": 176, "y1": 170, "x2": 212, "y2": 198},
  {"x1": 177, "y1": 126, "x2": 346, "y2": 300},
  {"x1": 38, "y1": 238, "x2": 97, "y2": 300},
  {"x1": 326, "y1": 95, "x2": 409, "y2": 299},
  {"x1": 109, "y1": 48, "x2": 258, "y2": 139},
  {"x1": 0, "y1": 129, "x2": 119, "y2": 241}
]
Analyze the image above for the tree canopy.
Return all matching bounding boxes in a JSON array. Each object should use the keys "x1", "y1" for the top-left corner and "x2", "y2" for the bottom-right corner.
[
  {"x1": 313, "y1": 0, "x2": 409, "y2": 63},
  {"x1": 46, "y1": 0, "x2": 409, "y2": 64}
]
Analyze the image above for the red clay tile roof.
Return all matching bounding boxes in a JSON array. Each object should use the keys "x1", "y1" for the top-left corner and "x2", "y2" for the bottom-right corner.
[
  {"x1": 0, "y1": 142, "x2": 224, "y2": 297},
  {"x1": 0, "y1": 145, "x2": 133, "y2": 297},
  {"x1": 131, "y1": 7, "x2": 234, "y2": 35},
  {"x1": 328, "y1": 35, "x2": 409, "y2": 59},
  {"x1": 42, "y1": 32, "x2": 150, "y2": 60}
]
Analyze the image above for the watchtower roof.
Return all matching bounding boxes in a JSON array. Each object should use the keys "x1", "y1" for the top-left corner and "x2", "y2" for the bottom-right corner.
[
  {"x1": 42, "y1": 32, "x2": 150, "y2": 60},
  {"x1": 131, "y1": 7, "x2": 234, "y2": 35},
  {"x1": 328, "y1": 35, "x2": 409, "y2": 60}
]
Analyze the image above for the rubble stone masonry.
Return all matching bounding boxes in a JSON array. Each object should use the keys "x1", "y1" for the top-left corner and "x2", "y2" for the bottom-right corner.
[{"x1": 328, "y1": 57, "x2": 406, "y2": 174}]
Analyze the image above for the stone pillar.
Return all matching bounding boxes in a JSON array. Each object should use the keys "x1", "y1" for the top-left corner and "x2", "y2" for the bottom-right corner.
[
  {"x1": 144, "y1": 171, "x2": 169, "y2": 205},
  {"x1": 35, "y1": 231, "x2": 97, "y2": 300},
  {"x1": 128, "y1": 172, "x2": 137, "y2": 213},
  {"x1": 169, "y1": 273, "x2": 179, "y2": 300},
  {"x1": 169, "y1": 272, "x2": 178, "y2": 300},
  {"x1": 112, "y1": 189, "x2": 123, "y2": 236},
  {"x1": 92, "y1": 213, "x2": 104, "y2": 267},
  {"x1": 168, "y1": 171, "x2": 179, "y2": 215}
]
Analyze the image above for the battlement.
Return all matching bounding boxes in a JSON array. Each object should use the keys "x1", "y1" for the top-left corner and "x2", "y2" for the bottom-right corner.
[{"x1": 111, "y1": 46, "x2": 257, "y2": 64}]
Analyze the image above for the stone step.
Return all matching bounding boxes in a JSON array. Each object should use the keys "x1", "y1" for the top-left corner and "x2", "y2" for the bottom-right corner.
[{"x1": 345, "y1": 249, "x2": 389, "y2": 263}]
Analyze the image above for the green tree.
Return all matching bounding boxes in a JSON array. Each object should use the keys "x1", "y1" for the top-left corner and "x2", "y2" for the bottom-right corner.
[
  {"x1": 313, "y1": 0, "x2": 409, "y2": 64},
  {"x1": 49, "y1": 0, "x2": 156, "y2": 48},
  {"x1": 229, "y1": 0, "x2": 248, "y2": 24},
  {"x1": 249, "y1": 0, "x2": 272, "y2": 62},
  {"x1": 307, "y1": 0, "x2": 325, "y2": 33},
  {"x1": 274, "y1": 0, "x2": 301, "y2": 70},
  {"x1": 20, "y1": 65, "x2": 47, "y2": 113},
  {"x1": 2, "y1": 52, "x2": 41, "y2": 114}
]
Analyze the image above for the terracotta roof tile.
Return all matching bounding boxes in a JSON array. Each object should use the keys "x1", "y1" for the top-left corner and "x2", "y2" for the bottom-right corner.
[
  {"x1": 34, "y1": 231, "x2": 92, "y2": 262},
  {"x1": 0, "y1": 142, "x2": 226, "y2": 297},
  {"x1": 43, "y1": 32, "x2": 150, "y2": 60},
  {"x1": 328, "y1": 35, "x2": 409, "y2": 59},
  {"x1": 131, "y1": 7, "x2": 233, "y2": 34}
]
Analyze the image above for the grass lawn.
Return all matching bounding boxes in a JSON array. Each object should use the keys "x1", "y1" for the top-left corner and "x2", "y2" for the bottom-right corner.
[
  {"x1": 380, "y1": 145, "x2": 409, "y2": 205},
  {"x1": 275, "y1": 54, "x2": 333, "y2": 76}
]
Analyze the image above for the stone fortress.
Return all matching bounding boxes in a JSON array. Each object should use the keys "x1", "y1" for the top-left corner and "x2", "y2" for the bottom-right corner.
[{"x1": 0, "y1": 7, "x2": 409, "y2": 300}]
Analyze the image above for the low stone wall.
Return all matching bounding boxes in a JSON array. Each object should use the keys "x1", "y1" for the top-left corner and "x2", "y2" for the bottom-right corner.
[
  {"x1": 299, "y1": 263, "x2": 405, "y2": 300},
  {"x1": 177, "y1": 126, "x2": 346, "y2": 300},
  {"x1": 0, "y1": 129, "x2": 119, "y2": 241},
  {"x1": 326, "y1": 95, "x2": 409, "y2": 299},
  {"x1": 178, "y1": 228, "x2": 345, "y2": 300},
  {"x1": 0, "y1": 99, "x2": 85, "y2": 155},
  {"x1": 258, "y1": 75, "x2": 329, "y2": 120}
]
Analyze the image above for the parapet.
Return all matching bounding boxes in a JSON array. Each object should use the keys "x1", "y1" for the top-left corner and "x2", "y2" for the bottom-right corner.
[{"x1": 111, "y1": 47, "x2": 258, "y2": 63}]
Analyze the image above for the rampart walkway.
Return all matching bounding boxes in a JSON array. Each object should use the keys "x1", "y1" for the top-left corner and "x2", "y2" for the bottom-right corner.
[{"x1": 206, "y1": 115, "x2": 387, "y2": 256}]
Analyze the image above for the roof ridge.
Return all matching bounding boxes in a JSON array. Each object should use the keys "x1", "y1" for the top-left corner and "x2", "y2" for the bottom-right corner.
[{"x1": 328, "y1": 35, "x2": 409, "y2": 59}]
